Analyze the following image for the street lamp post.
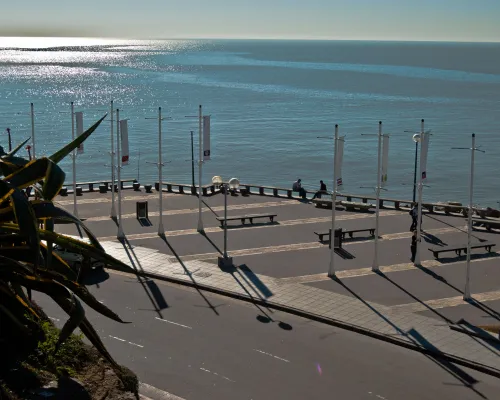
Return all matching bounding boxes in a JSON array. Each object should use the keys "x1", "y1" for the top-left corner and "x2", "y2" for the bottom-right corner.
[
  {"x1": 212, "y1": 176, "x2": 239, "y2": 268},
  {"x1": 452, "y1": 133, "x2": 484, "y2": 300},
  {"x1": 412, "y1": 134, "x2": 420, "y2": 203}
]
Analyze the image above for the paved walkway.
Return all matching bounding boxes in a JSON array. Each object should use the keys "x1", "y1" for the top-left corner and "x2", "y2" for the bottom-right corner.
[{"x1": 100, "y1": 239, "x2": 500, "y2": 377}]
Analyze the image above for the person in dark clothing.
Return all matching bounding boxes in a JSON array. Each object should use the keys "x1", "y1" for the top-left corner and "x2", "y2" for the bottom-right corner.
[
  {"x1": 312, "y1": 180, "x2": 328, "y2": 200},
  {"x1": 410, "y1": 230, "x2": 418, "y2": 262},
  {"x1": 409, "y1": 203, "x2": 419, "y2": 231},
  {"x1": 292, "y1": 179, "x2": 307, "y2": 199}
]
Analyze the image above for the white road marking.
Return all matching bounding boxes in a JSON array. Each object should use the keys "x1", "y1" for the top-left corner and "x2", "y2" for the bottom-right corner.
[
  {"x1": 109, "y1": 335, "x2": 126, "y2": 342},
  {"x1": 199, "y1": 367, "x2": 235, "y2": 382},
  {"x1": 155, "y1": 317, "x2": 192, "y2": 329},
  {"x1": 128, "y1": 341, "x2": 144, "y2": 348},
  {"x1": 254, "y1": 349, "x2": 290, "y2": 363},
  {"x1": 390, "y1": 290, "x2": 500, "y2": 313}
]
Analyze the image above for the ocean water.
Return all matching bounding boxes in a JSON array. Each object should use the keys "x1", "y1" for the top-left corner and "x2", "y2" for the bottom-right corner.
[{"x1": 1, "y1": 37, "x2": 500, "y2": 206}]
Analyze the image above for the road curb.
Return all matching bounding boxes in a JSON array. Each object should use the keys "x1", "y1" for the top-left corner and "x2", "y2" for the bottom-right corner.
[{"x1": 110, "y1": 265, "x2": 500, "y2": 379}]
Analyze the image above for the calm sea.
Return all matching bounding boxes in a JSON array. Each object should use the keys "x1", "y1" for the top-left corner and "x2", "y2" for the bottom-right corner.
[{"x1": 1, "y1": 38, "x2": 500, "y2": 206}]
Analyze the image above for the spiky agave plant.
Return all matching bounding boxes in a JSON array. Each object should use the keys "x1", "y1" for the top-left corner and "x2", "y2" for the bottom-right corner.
[{"x1": 0, "y1": 114, "x2": 132, "y2": 370}]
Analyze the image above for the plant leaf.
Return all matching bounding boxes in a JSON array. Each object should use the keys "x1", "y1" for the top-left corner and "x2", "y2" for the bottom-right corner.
[
  {"x1": 0, "y1": 181, "x2": 41, "y2": 270},
  {"x1": 7, "y1": 137, "x2": 31, "y2": 157},
  {"x1": 3, "y1": 158, "x2": 65, "y2": 201},
  {"x1": 31, "y1": 201, "x2": 103, "y2": 251},
  {"x1": 39, "y1": 268, "x2": 127, "y2": 323},
  {"x1": 49, "y1": 114, "x2": 107, "y2": 164},
  {"x1": 54, "y1": 292, "x2": 86, "y2": 353},
  {"x1": 51, "y1": 293, "x2": 120, "y2": 368},
  {"x1": 0, "y1": 224, "x2": 132, "y2": 273}
]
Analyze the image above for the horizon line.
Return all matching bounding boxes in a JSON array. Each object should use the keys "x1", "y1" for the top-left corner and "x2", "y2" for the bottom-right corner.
[{"x1": 0, "y1": 34, "x2": 499, "y2": 44}]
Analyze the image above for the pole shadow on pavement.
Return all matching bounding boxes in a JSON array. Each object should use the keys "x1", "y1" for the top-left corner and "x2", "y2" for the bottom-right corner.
[
  {"x1": 331, "y1": 276, "x2": 487, "y2": 396},
  {"x1": 118, "y1": 236, "x2": 166, "y2": 318},
  {"x1": 159, "y1": 233, "x2": 223, "y2": 316}
]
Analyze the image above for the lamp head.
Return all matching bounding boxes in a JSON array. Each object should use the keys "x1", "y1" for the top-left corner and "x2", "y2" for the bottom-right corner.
[
  {"x1": 228, "y1": 178, "x2": 240, "y2": 190},
  {"x1": 212, "y1": 175, "x2": 223, "y2": 185},
  {"x1": 412, "y1": 133, "x2": 421, "y2": 143}
]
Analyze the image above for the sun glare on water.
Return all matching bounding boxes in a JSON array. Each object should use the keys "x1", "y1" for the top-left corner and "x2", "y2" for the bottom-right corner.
[{"x1": 0, "y1": 37, "x2": 131, "y2": 49}]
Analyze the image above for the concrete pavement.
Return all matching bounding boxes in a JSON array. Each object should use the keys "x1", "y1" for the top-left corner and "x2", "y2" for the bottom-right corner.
[
  {"x1": 33, "y1": 272, "x2": 500, "y2": 400},
  {"x1": 53, "y1": 188, "x2": 500, "y2": 376}
]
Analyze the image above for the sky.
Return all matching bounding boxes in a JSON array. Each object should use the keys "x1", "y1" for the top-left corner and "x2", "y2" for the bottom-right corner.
[{"x1": 1, "y1": 0, "x2": 499, "y2": 42}]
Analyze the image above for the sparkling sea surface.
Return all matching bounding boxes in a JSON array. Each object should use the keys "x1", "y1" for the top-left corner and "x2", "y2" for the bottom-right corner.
[{"x1": 1, "y1": 37, "x2": 500, "y2": 206}]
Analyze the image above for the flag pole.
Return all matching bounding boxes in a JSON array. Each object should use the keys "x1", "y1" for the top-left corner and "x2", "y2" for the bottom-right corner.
[
  {"x1": 30, "y1": 103, "x2": 36, "y2": 159},
  {"x1": 71, "y1": 102, "x2": 78, "y2": 218},
  {"x1": 197, "y1": 105, "x2": 204, "y2": 233},
  {"x1": 415, "y1": 119, "x2": 425, "y2": 266},
  {"x1": 110, "y1": 100, "x2": 116, "y2": 219},
  {"x1": 158, "y1": 107, "x2": 165, "y2": 235},
  {"x1": 328, "y1": 124, "x2": 339, "y2": 278},
  {"x1": 464, "y1": 133, "x2": 476, "y2": 300},
  {"x1": 117, "y1": 109, "x2": 124, "y2": 240},
  {"x1": 372, "y1": 121, "x2": 382, "y2": 271}
]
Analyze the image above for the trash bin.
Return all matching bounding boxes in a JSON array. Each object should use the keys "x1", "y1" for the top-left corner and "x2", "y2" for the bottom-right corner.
[
  {"x1": 136, "y1": 201, "x2": 148, "y2": 219},
  {"x1": 329, "y1": 228, "x2": 343, "y2": 249}
]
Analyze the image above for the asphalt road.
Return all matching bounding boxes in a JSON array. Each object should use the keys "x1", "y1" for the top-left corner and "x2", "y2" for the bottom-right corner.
[{"x1": 33, "y1": 271, "x2": 500, "y2": 400}]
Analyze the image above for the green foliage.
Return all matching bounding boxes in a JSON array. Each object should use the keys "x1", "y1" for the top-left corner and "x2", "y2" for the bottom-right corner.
[
  {"x1": 32, "y1": 321, "x2": 86, "y2": 377},
  {"x1": 0, "y1": 114, "x2": 132, "y2": 371}
]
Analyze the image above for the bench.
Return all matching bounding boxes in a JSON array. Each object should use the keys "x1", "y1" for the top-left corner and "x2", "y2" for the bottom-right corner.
[
  {"x1": 340, "y1": 201, "x2": 374, "y2": 212},
  {"x1": 216, "y1": 213, "x2": 277, "y2": 227},
  {"x1": 428, "y1": 242, "x2": 496, "y2": 259},
  {"x1": 311, "y1": 199, "x2": 341, "y2": 209},
  {"x1": 314, "y1": 228, "x2": 375, "y2": 242},
  {"x1": 472, "y1": 218, "x2": 500, "y2": 231}
]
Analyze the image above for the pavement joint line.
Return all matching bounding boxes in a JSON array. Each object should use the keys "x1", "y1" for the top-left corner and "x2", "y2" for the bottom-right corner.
[
  {"x1": 154, "y1": 316, "x2": 192, "y2": 329},
  {"x1": 96, "y1": 210, "x2": 402, "y2": 242},
  {"x1": 253, "y1": 349, "x2": 290, "y2": 363},
  {"x1": 280, "y1": 245, "x2": 499, "y2": 284},
  {"x1": 80, "y1": 200, "x2": 302, "y2": 221},
  {"x1": 158, "y1": 225, "x2": 466, "y2": 263},
  {"x1": 390, "y1": 290, "x2": 500, "y2": 313}
]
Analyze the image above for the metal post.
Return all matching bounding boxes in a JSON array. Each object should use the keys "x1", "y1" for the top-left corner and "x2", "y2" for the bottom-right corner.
[
  {"x1": 464, "y1": 133, "x2": 475, "y2": 300},
  {"x1": 415, "y1": 119, "x2": 425, "y2": 266},
  {"x1": 158, "y1": 107, "x2": 165, "y2": 235},
  {"x1": 372, "y1": 121, "x2": 382, "y2": 271},
  {"x1": 328, "y1": 124, "x2": 339, "y2": 278},
  {"x1": 6, "y1": 128, "x2": 12, "y2": 152},
  {"x1": 413, "y1": 140, "x2": 418, "y2": 203},
  {"x1": 116, "y1": 109, "x2": 124, "y2": 240},
  {"x1": 191, "y1": 130, "x2": 195, "y2": 188},
  {"x1": 224, "y1": 184, "x2": 228, "y2": 259},
  {"x1": 71, "y1": 102, "x2": 78, "y2": 217},
  {"x1": 30, "y1": 103, "x2": 35, "y2": 159},
  {"x1": 197, "y1": 105, "x2": 204, "y2": 232},
  {"x1": 110, "y1": 100, "x2": 116, "y2": 218}
]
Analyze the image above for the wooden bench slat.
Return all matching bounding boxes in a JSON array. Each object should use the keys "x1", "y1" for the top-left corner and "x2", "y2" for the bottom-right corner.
[{"x1": 216, "y1": 213, "x2": 277, "y2": 226}]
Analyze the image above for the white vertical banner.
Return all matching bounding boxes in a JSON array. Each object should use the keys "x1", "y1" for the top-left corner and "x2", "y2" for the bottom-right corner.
[
  {"x1": 335, "y1": 136, "x2": 345, "y2": 187},
  {"x1": 381, "y1": 134, "x2": 389, "y2": 186},
  {"x1": 420, "y1": 132, "x2": 430, "y2": 181},
  {"x1": 75, "y1": 112, "x2": 84, "y2": 154},
  {"x1": 203, "y1": 115, "x2": 211, "y2": 160},
  {"x1": 120, "y1": 119, "x2": 129, "y2": 165}
]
